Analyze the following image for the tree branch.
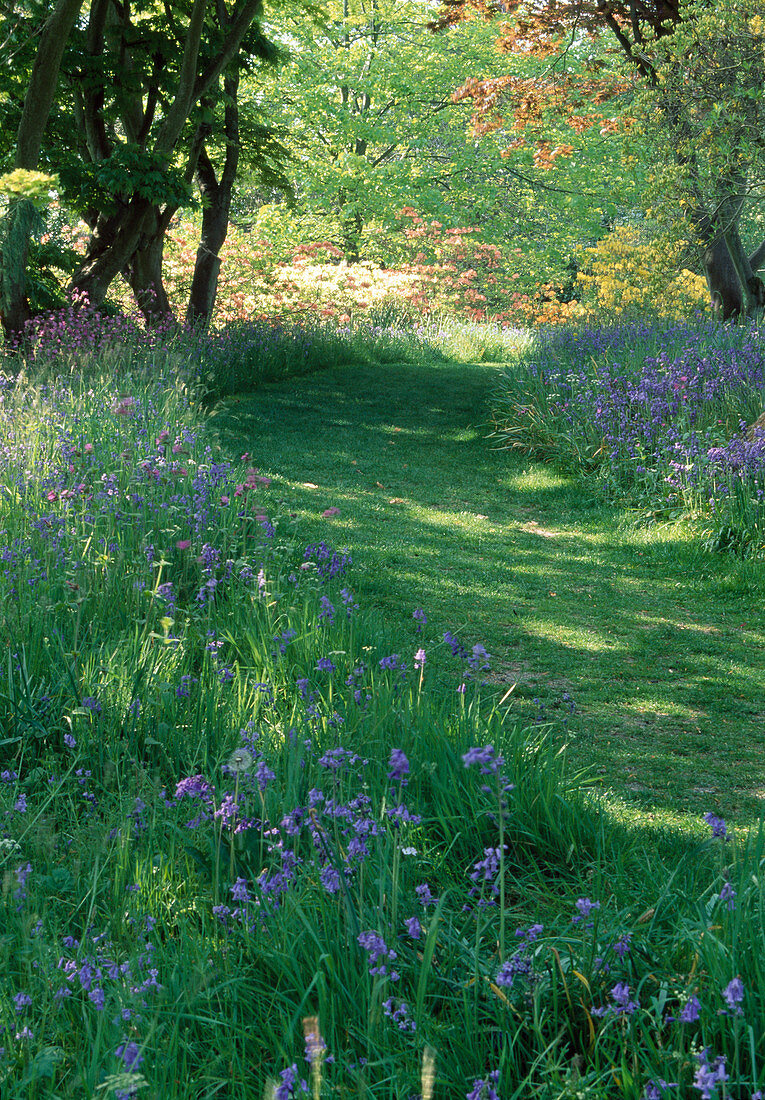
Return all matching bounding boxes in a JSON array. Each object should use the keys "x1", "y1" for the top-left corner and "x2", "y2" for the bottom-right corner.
[
  {"x1": 15, "y1": 0, "x2": 86, "y2": 168},
  {"x1": 193, "y1": 0, "x2": 262, "y2": 103},
  {"x1": 749, "y1": 238, "x2": 765, "y2": 274},
  {"x1": 154, "y1": 0, "x2": 208, "y2": 155}
]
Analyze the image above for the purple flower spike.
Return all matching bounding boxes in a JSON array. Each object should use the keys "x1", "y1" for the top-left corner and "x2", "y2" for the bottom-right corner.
[
  {"x1": 387, "y1": 748, "x2": 410, "y2": 785},
  {"x1": 722, "y1": 977, "x2": 744, "y2": 1015}
]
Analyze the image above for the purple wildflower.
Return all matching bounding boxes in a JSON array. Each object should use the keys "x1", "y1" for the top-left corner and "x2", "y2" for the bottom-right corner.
[
  {"x1": 320, "y1": 866, "x2": 341, "y2": 894},
  {"x1": 412, "y1": 608, "x2": 427, "y2": 631},
  {"x1": 719, "y1": 882, "x2": 736, "y2": 911},
  {"x1": 319, "y1": 596, "x2": 335, "y2": 624},
  {"x1": 274, "y1": 1064, "x2": 307, "y2": 1099},
  {"x1": 704, "y1": 813, "x2": 729, "y2": 840},
  {"x1": 387, "y1": 748, "x2": 410, "y2": 786},
  {"x1": 13, "y1": 992, "x2": 32, "y2": 1012},
  {"x1": 230, "y1": 878, "x2": 251, "y2": 903},
  {"x1": 383, "y1": 997, "x2": 416, "y2": 1031},
  {"x1": 496, "y1": 950, "x2": 533, "y2": 987},
  {"x1": 680, "y1": 995, "x2": 701, "y2": 1023},
  {"x1": 115, "y1": 1041, "x2": 144, "y2": 1071},
  {"x1": 722, "y1": 977, "x2": 744, "y2": 1015},
  {"x1": 572, "y1": 897, "x2": 600, "y2": 925},
  {"x1": 643, "y1": 1081, "x2": 678, "y2": 1100},
  {"x1": 415, "y1": 883, "x2": 437, "y2": 907},
  {"x1": 404, "y1": 916, "x2": 422, "y2": 940},
  {"x1": 466, "y1": 1070, "x2": 499, "y2": 1100},
  {"x1": 693, "y1": 1051, "x2": 728, "y2": 1099},
  {"x1": 357, "y1": 930, "x2": 398, "y2": 979},
  {"x1": 175, "y1": 775, "x2": 212, "y2": 800}
]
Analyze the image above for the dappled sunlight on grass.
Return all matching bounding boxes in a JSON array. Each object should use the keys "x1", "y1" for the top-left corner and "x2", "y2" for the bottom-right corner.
[
  {"x1": 211, "y1": 355, "x2": 765, "y2": 828},
  {"x1": 521, "y1": 619, "x2": 626, "y2": 653}
]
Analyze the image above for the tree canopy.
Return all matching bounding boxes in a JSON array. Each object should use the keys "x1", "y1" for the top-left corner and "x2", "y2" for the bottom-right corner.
[
  {"x1": 1, "y1": 0, "x2": 763, "y2": 333},
  {"x1": 433, "y1": 0, "x2": 765, "y2": 317}
]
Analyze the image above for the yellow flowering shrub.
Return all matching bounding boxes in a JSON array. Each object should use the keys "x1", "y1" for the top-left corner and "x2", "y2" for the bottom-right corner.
[{"x1": 577, "y1": 225, "x2": 710, "y2": 321}]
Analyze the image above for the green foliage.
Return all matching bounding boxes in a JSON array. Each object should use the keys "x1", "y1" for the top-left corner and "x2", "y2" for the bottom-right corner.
[
  {"x1": 59, "y1": 146, "x2": 193, "y2": 216},
  {"x1": 0, "y1": 169, "x2": 58, "y2": 208}
]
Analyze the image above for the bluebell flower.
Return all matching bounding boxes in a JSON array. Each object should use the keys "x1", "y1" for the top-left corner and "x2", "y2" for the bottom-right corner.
[
  {"x1": 466, "y1": 1069, "x2": 499, "y2": 1100},
  {"x1": 693, "y1": 1051, "x2": 728, "y2": 1099},
  {"x1": 719, "y1": 882, "x2": 736, "y2": 911},
  {"x1": 704, "y1": 812, "x2": 729, "y2": 840},
  {"x1": 12, "y1": 992, "x2": 32, "y2": 1012},
  {"x1": 115, "y1": 1041, "x2": 144, "y2": 1071},
  {"x1": 642, "y1": 1080, "x2": 678, "y2": 1100},
  {"x1": 415, "y1": 883, "x2": 437, "y2": 907},
  {"x1": 383, "y1": 997, "x2": 416, "y2": 1031},
  {"x1": 387, "y1": 748, "x2": 410, "y2": 785},
  {"x1": 404, "y1": 916, "x2": 422, "y2": 939},
  {"x1": 722, "y1": 977, "x2": 744, "y2": 1015},
  {"x1": 680, "y1": 995, "x2": 701, "y2": 1023},
  {"x1": 320, "y1": 866, "x2": 341, "y2": 894},
  {"x1": 572, "y1": 897, "x2": 600, "y2": 925}
]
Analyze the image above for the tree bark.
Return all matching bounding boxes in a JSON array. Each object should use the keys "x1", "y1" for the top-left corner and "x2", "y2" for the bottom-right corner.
[
  {"x1": 0, "y1": 0, "x2": 85, "y2": 340},
  {"x1": 700, "y1": 221, "x2": 765, "y2": 321},
  {"x1": 123, "y1": 209, "x2": 177, "y2": 325},
  {"x1": 70, "y1": 201, "x2": 155, "y2": 307},
  {"x1": 186, "y1": 69, "x2": 241, "y2": 328}
]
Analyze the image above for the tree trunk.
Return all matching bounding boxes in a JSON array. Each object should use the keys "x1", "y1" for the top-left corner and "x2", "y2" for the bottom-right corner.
[
  {"x1": 0, "y1": 200, "x2": 38, "y2": 338},
  {"x1": 186, "y1": 190, "x2": 230, "y2": 327},
  {"x1": 702, "y1": 233, "x2": 745, "y2": 320},
  {"x1": 0, "y1": 0, "x2": 85, "y2": 341},
  {"x1": 125, "y1": 231, "x2": 174, "y2": 325},
  {"x1": 70, "y1": 201, "x2": 154, "y2": 308},
  {"x1": 123, "y1": 209, "x2": 177, "y2": 325},
  {"x1": 186, "y1": 69, "x2": 241, "y2": 328},
  {"x1": 699, "y1": 216, "x2": 765, "y2": 321}
]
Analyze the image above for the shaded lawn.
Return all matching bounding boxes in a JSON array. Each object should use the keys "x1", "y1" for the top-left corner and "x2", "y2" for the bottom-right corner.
[{"x1": 209, "y1": 357, "x2": 765, "y2": 832}]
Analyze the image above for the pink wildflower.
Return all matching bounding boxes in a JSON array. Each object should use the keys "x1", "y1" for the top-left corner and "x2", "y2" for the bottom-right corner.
[{"x1": 323, "y1": 507, "x2": 340, "y2": 518}]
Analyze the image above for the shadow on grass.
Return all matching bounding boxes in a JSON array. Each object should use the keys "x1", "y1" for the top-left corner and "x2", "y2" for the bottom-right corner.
[{"x1": 210, "y1": 357, "x2": 765, "y2": 828}]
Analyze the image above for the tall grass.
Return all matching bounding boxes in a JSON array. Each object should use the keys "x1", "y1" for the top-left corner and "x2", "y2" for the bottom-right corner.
[{"x1": 0, "y1": 326, "x2": 762, "y2": 1098}]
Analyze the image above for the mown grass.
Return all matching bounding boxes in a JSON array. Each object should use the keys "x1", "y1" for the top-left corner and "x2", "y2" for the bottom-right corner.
[{"x1": 210, "y1": 355, "x2": 765, "y2": 832}]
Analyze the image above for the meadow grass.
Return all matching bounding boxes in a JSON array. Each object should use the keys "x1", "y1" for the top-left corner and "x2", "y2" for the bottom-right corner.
[{"x1": 0, "y1": 316, "x2": 763, "y2": 1098}]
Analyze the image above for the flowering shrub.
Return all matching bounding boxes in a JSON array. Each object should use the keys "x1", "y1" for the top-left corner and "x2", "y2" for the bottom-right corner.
[
  {"x1": 577, "y1": 225, "x2": 710, "y2": 321},
  {"x1": 162, "y1": 207, "x2": 587, "y2": 328}
]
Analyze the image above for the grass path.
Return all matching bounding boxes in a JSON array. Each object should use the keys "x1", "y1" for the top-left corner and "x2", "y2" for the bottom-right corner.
[{"x1": 210, "y1": 356, "x2": 765, "y2": 832}]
